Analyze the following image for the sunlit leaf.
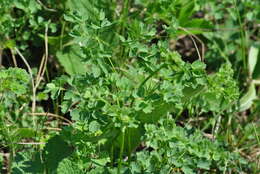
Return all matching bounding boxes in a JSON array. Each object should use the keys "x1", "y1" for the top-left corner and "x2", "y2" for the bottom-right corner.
[{"x1": 239, "y1": 83, "x2": 256, "y2": 111}]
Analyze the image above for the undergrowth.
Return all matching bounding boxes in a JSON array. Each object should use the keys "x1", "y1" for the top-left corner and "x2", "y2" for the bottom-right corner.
[{"x1": 0, "y1": 0, "x2": 259, "y2": 173}]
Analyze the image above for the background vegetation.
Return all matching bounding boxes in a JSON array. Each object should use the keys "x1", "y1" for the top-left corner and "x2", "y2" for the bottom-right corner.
[{"x1": 0, "y1": 0, "x2": 259, "y2": 173}]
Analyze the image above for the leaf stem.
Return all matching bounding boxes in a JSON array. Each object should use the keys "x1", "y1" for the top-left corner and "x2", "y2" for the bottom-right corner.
[
  {"x1": 127, "y1": 129, "x2": 131, "y2": 165},
  {"x1": 233, "y1": 0, "x2": 247, "y2": 70},
  {"x1": 118, "y1": 127, "x2": 125, "y2": 174}
]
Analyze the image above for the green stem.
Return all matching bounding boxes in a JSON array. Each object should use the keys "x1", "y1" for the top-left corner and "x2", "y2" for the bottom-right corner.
[
  {"x1": 110, "y1": 144, "x2": 114, "y2": 167},
  {"x1": 253, "y1": 124, "x2": 260, "y2": 146},
  {"x1": 60, "y1": 21, "x2": 66, "y2": 50},
  {"x1": 138, "y1": 63, "x2": 167, "y2": 91},
  {"x1": 120, "y1": 0, "x2": 130, "y2": 33},
  {"x1": 233, "y1": 0, "x2": 247, "y2": 69},
  {"x1": 127, "y1": 129, "x2": 131, "y2": 165},
  {"x1": 118, "y1": 128, "x2": 125, "y2": 174},
  {"x1": 119, "y1": 0, "x2": 130, "y2": 61}
]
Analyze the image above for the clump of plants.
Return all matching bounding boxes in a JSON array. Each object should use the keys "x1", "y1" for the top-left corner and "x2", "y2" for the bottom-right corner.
[{"x1": 0, "y1": 0, "x2": 259, "y2": 173}]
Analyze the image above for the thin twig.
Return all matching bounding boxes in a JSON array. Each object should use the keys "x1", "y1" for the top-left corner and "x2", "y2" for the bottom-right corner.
[
  {"x1": 16, "y1": 142, "x2": 45, "y2": 145},
  {"x1": 178, "y1": 27, "x2": 205, "y2": 62},
  {"x1": 42, "y1": 25, "x2": 49, "y2": 79},
  {"x1": 188, "y1": 35, "x2": 202, "y2": 61},
  {"x1": 203, "y1": 133, "x2": 214, "y2": 140},
  {"x1": 10, "y1": 49, "x2": 17, "y2": 67},
  {"x1": 30, "y1": 112, "x2": 73, "y2": 124},
  {"x1": 185, "y1": 27, "x2": 241, "y2": 32},
  {"x1": 188, "y1": 117, "x2": 208, "y2": 123},
  {"x1": 18, "y1": 103, "x2": 27, "y2": 112},
  {"x1": 35, "y1": 25, "x2": 49, "y2": 89},
  {"x1": 14, "y1": 29, "x2": 49, "y2": 125},
  {"x1": 213, "y1": 115, "x2": 222, "y2": 140},
  {"x1": 44, "y1": 127, "x2": 62, "y2": 131},
  {"x1": 36, "y1": 0, "x2": 57, "y2": 12},
  {"x1": 14, "y1": 48, "x2": 36, "y2": 114},
  {"x1": 36, "y1": 54, "x2": 45, "y2": 84}
]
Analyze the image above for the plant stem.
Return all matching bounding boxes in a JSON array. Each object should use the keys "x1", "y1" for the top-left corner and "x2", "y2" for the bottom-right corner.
[
  {"x1": 110, "y1": 144, "x2": 114, "y2": 167},
  {"x1": 127, "y1": 129, "x2": 131, "y2": 165},
  {"x1": 60, "y1": 21, "x2": 66, "y2": 50},
  {"x1": 118, "y1": 127, "x2": 125, "y2": 174},
  {"x1": 233, "y1": 0, "x2": 247, "y2": 70},
  {"x1": 119, "y1": 0, "x2": 130, "y2": 61}
]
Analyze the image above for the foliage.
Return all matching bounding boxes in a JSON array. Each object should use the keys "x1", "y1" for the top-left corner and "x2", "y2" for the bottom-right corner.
[
  {"x1": 0, "y1": 67, "x2": 32, "y2": 145},
  {"x1": 0, "y1": 0, "x2": 259, "y2": 173}
]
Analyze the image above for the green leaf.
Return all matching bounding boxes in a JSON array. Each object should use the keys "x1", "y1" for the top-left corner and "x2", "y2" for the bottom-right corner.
[
  {"x1": 239, "y1": 83, "x2": 256, "y2": 112},
  {"x1": 178, "y1": 19, "x2": 213, "y2": 35},
  {"x1": 182, "y1": 85, "x2": 205, "y2": 103},
  {"x1": 89, "y1": 121, "x2": 100, "y2": 133},
  {"x1": 12, "y1": 151, "x2": 45, "y2": 173},
  {"x1": 57, "y1": 158, "x2": 84, "y2": 174},
  {"x1": 191, "y1": 60, "x2": 206, "y2": 70},
  {"x1": 178, "y1": 0, "x2": 195, "y2": 25},
  {"x1": 248, "y1": 45, "x2": 259, "y2": 77},
  {"x1": 56, "y1": 46, "x2": 87, "y2": 75},
  {"x1": 252, "y1": 49, "x2": 260, "y2": 80},
  {"x1": 182, "y1": 166, "x2": 195, "y2": 174},
  {"x1": 44, "y1": 135, "x2": 74, "y2": 172},
  {"x1": 46, "y1": 83, "x2": 56, "y2": 89},
  {"x1": 91, "y1": 157, "x2": 110, "y2": 166},
  {"x1": 66, "y1": 0, "x2": 99, "y2": 21},
  {"x1": 84, "y1": 90, "x2": 92, "y2": 98},
  {"x1": 4, "y1": 39, "x2": 15, "y2": 49},
  {"x1": 0, "y1": 67, "x2": 29, "y2": 95},
  {"x1": 13, "y1": 128, "x2": 36, "y2": 140},
  {"x1": 136, "y1": 101, "x2": 172, "y2": 124},
  {"x1": 197, "y1": 160, "x2": 210, "y2": 170}
]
